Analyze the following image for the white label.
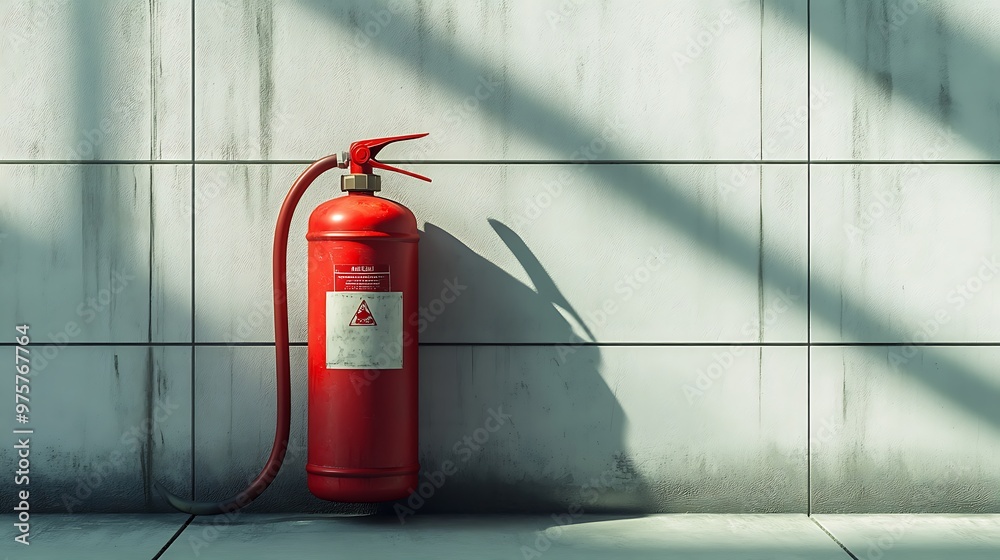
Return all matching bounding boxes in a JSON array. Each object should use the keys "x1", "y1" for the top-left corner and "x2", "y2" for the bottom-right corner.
[{"x1": 326, "y1": 291, "x2": 403, "y2": 369}]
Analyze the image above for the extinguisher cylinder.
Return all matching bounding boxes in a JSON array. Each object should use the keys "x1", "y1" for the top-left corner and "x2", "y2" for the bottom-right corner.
[{"x1": 305, "y1": 190, "x2": 420, "y2": 502}]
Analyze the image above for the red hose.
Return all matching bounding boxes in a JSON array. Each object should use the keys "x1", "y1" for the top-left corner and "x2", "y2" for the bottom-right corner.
[{"x1": 155, "y1": 154, "x2": 343, "y2": 515}]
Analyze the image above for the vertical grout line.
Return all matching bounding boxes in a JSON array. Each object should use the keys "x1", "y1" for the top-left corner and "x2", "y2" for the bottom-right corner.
[
  {"x1": 758, "y1": 0, "x2": 765, "y2": 426},
  {"x1": 190, "y1": 0, "x2": 197, "y2": 501},
  {"x1": 148, "y1": 1, "x2": 158, "y2": 509},
  {"x1": 806, "y1": 0, "x2": 813, "y2": 517},
  {"x1": 760, "y1": 0, "x2": 764, "y2": 163}
]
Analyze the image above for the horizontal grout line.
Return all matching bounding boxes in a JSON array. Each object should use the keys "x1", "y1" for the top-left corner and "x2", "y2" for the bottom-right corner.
[
  {"x1": 0, "y1": 341, "x2": 297, "y2": 347},
  {"x1": 0, "y1": 160, "x2": 194, "y2": 165},
  {"x1": 6, "y1": 341, "x2": 1000, "y2": 348},
  {"x1": 384, "y1": 160, "x2": 1000, "y2": 166},
  {"x1": 5, "y1": 159, "x2": 1000, "y2": 166}
]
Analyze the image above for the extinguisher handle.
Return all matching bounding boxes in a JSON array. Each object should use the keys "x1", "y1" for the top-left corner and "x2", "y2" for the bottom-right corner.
[
  {"x1": 154, "y1": 153, "x2": 345, "y2": 515},
  {"x1": 349, "y1": 132, "x2": 432, "y2": 182}
]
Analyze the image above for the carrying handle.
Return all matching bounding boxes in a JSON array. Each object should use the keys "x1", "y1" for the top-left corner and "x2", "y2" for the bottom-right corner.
[{"x1": 349, "y1": 133, "x2": 432, "y2": 183}]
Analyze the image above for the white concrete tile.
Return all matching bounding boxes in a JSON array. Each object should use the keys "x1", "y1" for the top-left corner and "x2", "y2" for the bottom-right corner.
[
  {"x1": 762, "y1": 0, "x2": 810, "y2": 161},
  {"x1": 194, "y1": 0, "x2": 761, "y2": 160},
  {"x1": 194, "y1": 163, "x2": 807, "y2": 344},
  {"x1": 0, "y1": 346, "x2": 192, "y2": 512},
  {"x1": 0, "y1": 0, "x2": 191, "y2": 160},
  {"x1": 814, "y1": 515, "x2": 1000, "y2": 560},
  {"x1": 0, "y1": 165, "x2": 192, "y2": 343},
  {"x1": 191, "y1": 345, "x2": 345, "y2": 514},
  {"x1": 161, "y1": 514, "x2": 847, "y2": 560},
  {"x1": 0, "y1": 514, "x2": 189, "y2": 558},
  {"x1": 422, "y1": 345, "x2": 808, "y2": 513},
  {"x1": 810, "y1": 165, "x2": 1000, "y2": 343},
  {"x1": 808, "y1": 0, "x2": 1000, "y2": 160},
  {"x1": 192, "y1": 165, "x2": 315, "y2": 345},
  {"x1": 810, "y1": 346, "x2": 1000, "y2": 513},
  {"x1": 761, "y1": 164, "x2": 809, "y2": 341},
  {"x1": 192, "y1": 345, "x2": 806, "y2": 513}
]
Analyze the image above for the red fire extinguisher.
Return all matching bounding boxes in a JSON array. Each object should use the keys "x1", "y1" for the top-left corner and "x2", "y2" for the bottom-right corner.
[{"x1": 155, "y1": 133, "x2": 430, "y2": 514}]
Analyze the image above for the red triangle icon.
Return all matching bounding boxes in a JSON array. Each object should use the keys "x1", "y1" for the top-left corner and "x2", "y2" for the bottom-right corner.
[{"x1": 349, "y1": 299, "x2": 377, "y2": 326}]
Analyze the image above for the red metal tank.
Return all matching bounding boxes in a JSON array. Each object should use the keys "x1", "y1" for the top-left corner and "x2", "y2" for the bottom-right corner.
[
  {"x1": 305, "y1": 135, "x2": 428, "y2": 501},
  {"x1": 153, "y1": 134, "x2": 429, "y2": 515}
]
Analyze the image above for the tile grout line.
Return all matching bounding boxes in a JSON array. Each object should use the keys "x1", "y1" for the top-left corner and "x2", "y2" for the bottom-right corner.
[
  {"x1": 806, "y1": 0, "x2": 813, "y2": 518},
  {"x1": 147, "y1": 0, "x2": 157, "y2": 513},
  {"x1": 5, "y1": 159, "x2": 1000, "y2": 165},
  {"x1": 7, "y1": 341, "x2": 1000, "y2": 347},
  {"x1": 810, "y1": 517, "x2": 861, "y2": 560},
  {"x1": 189, "y1": 0, "x2": 197, "y2": 503},
  {"x1": 758, "y1": 0, "x2": 765, "y2": 436},
  {"x1": 151, "y1": 514, "x2": 196, "y2": 560}
]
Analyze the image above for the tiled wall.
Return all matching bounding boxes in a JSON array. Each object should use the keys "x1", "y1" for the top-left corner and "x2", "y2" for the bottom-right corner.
[{"x1": 1, "y1": 0, "x2": 998, "y2": 513}]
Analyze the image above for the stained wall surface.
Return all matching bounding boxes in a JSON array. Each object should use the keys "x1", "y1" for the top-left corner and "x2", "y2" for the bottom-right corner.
[{"x1": 1, "y1": 0, "x2": 998, "y2": 513}]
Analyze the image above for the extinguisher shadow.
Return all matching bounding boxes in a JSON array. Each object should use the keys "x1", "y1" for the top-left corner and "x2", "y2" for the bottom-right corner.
[{"x1": 397, "y1": 221, "x2": 659, "y2": 517}]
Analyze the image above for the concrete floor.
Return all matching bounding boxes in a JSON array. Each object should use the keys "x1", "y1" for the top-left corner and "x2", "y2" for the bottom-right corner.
[{"x1": 2, "y1": 514, "x2": 999, "y2": 559}]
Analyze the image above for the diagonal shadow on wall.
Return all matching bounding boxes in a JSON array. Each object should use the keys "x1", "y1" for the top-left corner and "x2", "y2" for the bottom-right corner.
[
  {"x1": 297, "y1": 0, "x2": 1000, "y2": 515},
  {"x1": 0, "y1": 2, "x2": 181, "y2": 515},
  {"x1": 15, "y1": 0, "x2": 997, "y2": 515},
  {"x1": 771, "y1": 0, "x2": 1000, "y2": 160}
]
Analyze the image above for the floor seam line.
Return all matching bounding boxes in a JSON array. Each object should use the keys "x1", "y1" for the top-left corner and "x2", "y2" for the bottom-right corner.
[
  {"x1": 810, "y1": 517, "x2": 860, "y2": 560},
  {"x1": 151, "y1": 514, "x2": 196, "y2": 560}
]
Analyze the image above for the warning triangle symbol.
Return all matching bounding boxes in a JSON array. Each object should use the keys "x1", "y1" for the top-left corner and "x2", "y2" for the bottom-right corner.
[{"x1": 349, "y1": 299, "x2": 377, "y2": 326}]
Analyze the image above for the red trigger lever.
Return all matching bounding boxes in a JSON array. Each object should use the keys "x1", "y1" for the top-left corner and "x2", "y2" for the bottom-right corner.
[{"x1": 349, "y1": 133, "x2": 432, "y2": 183}]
